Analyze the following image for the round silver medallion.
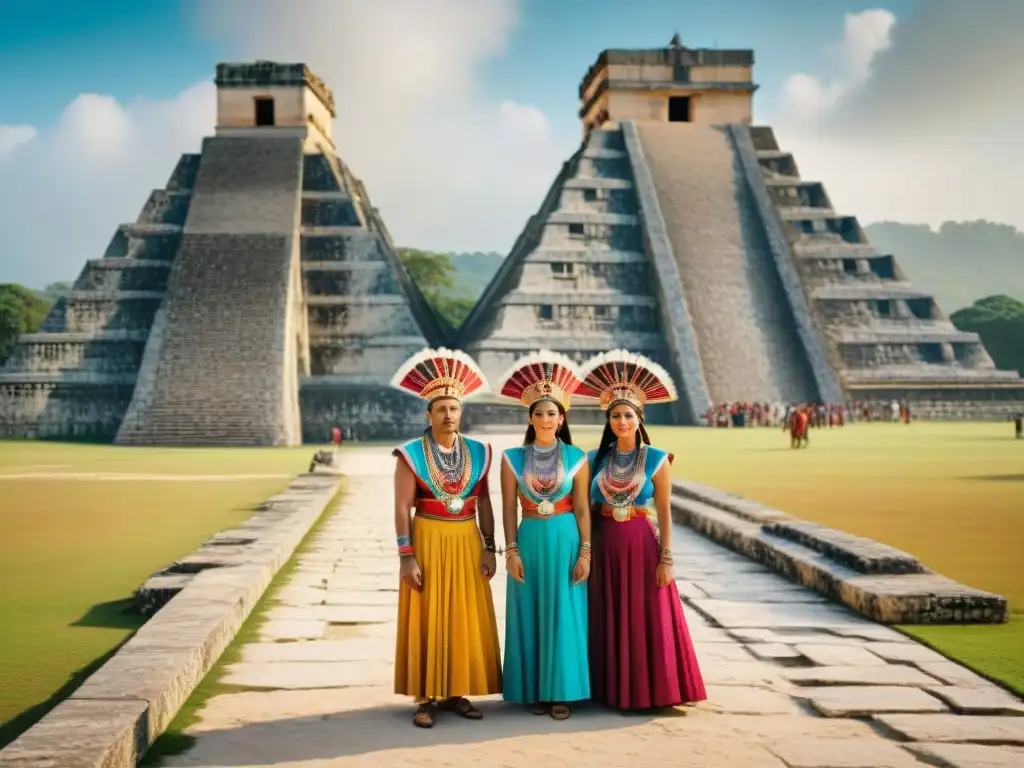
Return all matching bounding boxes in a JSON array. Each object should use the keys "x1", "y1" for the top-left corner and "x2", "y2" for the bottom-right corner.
[
  {"x1": 537, "y1": 499, "x2": 555, "y2": 516},
  {"x1": 613, "y1": 506, "x2": 630, "y2": 522},
  {"x1": 447, "y1": 496, "x2": 465, "y2": 514}
]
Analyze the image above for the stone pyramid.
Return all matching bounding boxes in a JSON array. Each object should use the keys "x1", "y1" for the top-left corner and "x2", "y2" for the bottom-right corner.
[
  {"x1": 458, "y1": 40, "x2": 1023, "y2": 422},
  {"x1": 0, "y1": 62, "x2": 449, "y2": 444}
]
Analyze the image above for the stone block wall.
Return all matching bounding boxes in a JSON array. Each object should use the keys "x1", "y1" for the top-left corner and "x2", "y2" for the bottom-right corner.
[
  {"x1": 116, "y1": 136, "x2": 305, "y2": 446},
  {"x1": 0, "y1": 381, "x2": 137, "y2": 440},
  {"x1": 851, "y1": 387, "x2": 1024, "y2": 421},
  {"x1": 0, "y1": 153, "x2": 198, "y2": 439},
  {"x1": 460, "y1": 126, "x2": 702, "y2": 424},
  {"x1": 749, "y1": 124, "x2": 1024, "y2": 412},
  {"x1": 632, "y1": 121, "x2": 821, "y2": 406},
  {"x1": 299, "y1": 384, "x2": 429, "y2": 442}
]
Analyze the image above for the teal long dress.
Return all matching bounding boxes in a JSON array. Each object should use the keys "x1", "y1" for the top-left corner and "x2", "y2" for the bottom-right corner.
[{"x1": 502, "y1": 441, "x2": 590, "y2": 704}]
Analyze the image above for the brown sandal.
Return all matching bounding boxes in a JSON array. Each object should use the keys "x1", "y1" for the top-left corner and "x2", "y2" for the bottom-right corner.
[
  {"x1": 440, "y1": 696, "x2": 483, "y2": 720},
  {"x1": 531, "y1": 702, "x2": 547, "y2": 715},
  {"x1": 413, "y1": 702, "x2": 434, "y2": 728},
  {"x1": 550, "y1": 703, "x2": 571, "y2": 720}
]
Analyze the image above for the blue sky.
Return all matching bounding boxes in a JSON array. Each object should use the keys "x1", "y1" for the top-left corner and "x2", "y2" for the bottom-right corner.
[
  {"x1": 0, "y1": 0, "x2": 920, "y2": 134},
  {"x1": 3, "y1": 0, "x2": 1019, "y2": 290}
]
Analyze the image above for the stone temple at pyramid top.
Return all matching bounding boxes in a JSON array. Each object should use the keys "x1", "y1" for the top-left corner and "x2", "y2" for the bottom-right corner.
[
  {"x1": 213, "y1": 61, "x2": 336, "y2": 150},
  {"x1": 578, "y1": 34, "x2": 757, "y2": 137}
]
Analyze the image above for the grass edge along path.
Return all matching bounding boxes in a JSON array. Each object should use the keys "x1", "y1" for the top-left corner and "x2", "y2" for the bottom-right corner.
[{"x1": 142, "y1": 478, "x2": 348, "y2": 765}]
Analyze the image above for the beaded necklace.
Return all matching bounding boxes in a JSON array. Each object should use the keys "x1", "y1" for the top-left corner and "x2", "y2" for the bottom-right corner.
[
  {"x1": 421, "y1": 433, "x2": 473, "y2": 511},
  {"x1": 597, "y1": 443, "x2": 648, "y2": 513},
  {"x1": 524, "y1": 440, "x2": 563, "y2": 501}
]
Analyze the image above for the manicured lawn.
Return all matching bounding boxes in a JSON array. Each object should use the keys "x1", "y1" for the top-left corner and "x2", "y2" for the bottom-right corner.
[
  {"x1": 642, "y1": 420, "x2": 1023, "y2": 693},
  {"x1": 0, "y1": 441, "x2": 314, "y2": 746}
]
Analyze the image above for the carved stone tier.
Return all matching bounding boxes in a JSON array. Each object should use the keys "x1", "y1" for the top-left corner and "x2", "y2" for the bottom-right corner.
[{"x1": 458, "y1": 126, "x2": 705, "y2": 423}]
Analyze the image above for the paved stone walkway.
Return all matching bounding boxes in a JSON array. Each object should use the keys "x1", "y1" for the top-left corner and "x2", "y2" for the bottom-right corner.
[{"x1": 162, "y1": 438, "x2": 1023, "y2": 768}]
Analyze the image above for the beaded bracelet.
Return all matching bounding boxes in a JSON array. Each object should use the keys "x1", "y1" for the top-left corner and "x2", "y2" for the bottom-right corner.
[
  {"x1": 398, "y1": 545, "x2": 415, "y2": 557},
  {"x1": 505, "y1": 543, "x2": 520, "y2": 560}
]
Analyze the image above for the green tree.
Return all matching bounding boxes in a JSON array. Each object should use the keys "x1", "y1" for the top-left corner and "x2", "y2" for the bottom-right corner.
[
  {"x1": 396, "y1": 248, "x2": 475, "y2": 327},
  {"x1": 0, "y1": 284, "x2": 54, "y2": 365},
  {"x1": 950, "y1": 295, "x2": 1024, "y2": 376}
]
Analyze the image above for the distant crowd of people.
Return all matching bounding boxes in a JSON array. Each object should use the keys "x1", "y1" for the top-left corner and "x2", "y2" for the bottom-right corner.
[
  {"x1": 702, "y1": 399, "x2": 913, "y2": 430},
  {"x1": 703, "y1": 399, "x2": 919, "y2": 450}
]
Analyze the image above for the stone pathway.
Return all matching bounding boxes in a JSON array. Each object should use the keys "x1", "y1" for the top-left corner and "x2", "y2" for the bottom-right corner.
[{"x1": 161, "y1": 437, "x2": 1023, "y2": 768}]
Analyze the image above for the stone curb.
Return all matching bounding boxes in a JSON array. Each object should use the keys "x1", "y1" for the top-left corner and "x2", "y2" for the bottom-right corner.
[
  {"x1": 670, "y1": 479, "x2": 1008, "y2": 625},
  {"x1": 0, "y1": 471, "x2": 344, "y2": 768}
]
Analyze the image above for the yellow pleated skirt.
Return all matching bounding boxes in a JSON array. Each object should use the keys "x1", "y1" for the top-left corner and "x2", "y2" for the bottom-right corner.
[{"x1": 394, "y1": 515, "x2": 503, "y2": 699}]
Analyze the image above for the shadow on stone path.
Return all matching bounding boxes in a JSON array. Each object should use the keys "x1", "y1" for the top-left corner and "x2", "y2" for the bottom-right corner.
[{"x1": 160, "y1": 435, "x2": 1024, "y2": 768}]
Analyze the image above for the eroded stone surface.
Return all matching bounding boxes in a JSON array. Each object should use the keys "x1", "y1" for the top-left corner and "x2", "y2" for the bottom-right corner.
[
  {"x1": 257, "y1": 619, "x2": 326, "y2": 641},
  {"x1": 0, "y1": 699, "x2": 147, "y2": 768},
  {"x1": 785, "y1": 665, "x2": 941, "y2": 687},
  {"x1": 905, "y1": 743, "x2": 1024, "y2": 768},
  {"x1": 862, "y1": 642, "x2": 948, "y2": 665},
  {"x1": 803, "y1": 686, "x2": 947, "y2": 717},
  {"x1": 690, "y1": 599, "x2": 873, "y2": 631},
  {"x1": 874, "y1": 713, "x2": 1024, "y2": 745},
  {"x1": 766, "y1": 737, "x2": 923, "y2": 768},
  {"x1": 702, "y1": 686, "x2": 804, "y2": 715},
  {"x1": 916, "y1": 661, "x2": 997, "y2": 687},
  {"x1": 794, "y1": 644, "x2": 890, "y2": 667},
  {"x1": 747, "y1": 643, "x2": 804, "y2": 661},
  {"x1": 222, "y1": 660, "x2": 393, "y2": 690},
  {"x1": 926, "y1": 685, "x2": 1024, "y2": 715},
  {"x1": 241, "y1": 638, "x2": 395, "y2": 664}
]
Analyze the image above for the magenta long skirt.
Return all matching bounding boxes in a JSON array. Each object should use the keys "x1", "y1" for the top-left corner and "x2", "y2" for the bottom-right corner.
[{"x1": 589, "y1": 515, "x2": 707, "y2": 710}]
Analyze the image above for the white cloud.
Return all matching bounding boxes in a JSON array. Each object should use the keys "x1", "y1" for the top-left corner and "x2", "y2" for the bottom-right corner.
[
  {"x1": 771, "y1": 2, "x2": 1024, "y2": 232},
  {"x1": 0, "y1": 82, "x2": 215, "y2": 287},
  {"x1": 781, "y1": 10, "x2": 895, "y2": 122},
  {"x1": 0, "y1": 125, "x2": 37, "y2": 158},
  {"x1": 194, "y1": 0, "x2": 572, "y2": 252},
  {"x1": 0, "y1": 0, "x2": 573, "y2": 288}
]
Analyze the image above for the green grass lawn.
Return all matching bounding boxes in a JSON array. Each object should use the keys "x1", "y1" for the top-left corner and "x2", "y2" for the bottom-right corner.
[
  {"x1": 2, "y1": 422, "x2": 1020, "y2": 749},
  {"x1": 0, "y1": 441, "x2": 315, "y2": 746},
  {"x1": 642, "y1": 420, "x2": 1024, "y2": 693}
]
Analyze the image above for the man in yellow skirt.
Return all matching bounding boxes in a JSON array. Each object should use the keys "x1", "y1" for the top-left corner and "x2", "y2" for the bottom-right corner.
[{"x1": 390, "y1": 347, "x2": 503, "y2": 728}]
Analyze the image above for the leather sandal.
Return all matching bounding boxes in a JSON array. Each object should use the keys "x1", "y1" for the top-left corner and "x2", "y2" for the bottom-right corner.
[
  {"x1": 531, "y1": 702, "x2": 547, "y2": 715},
  {"x1": 439, "y1": 696, "x2": 483, "y2": 719},
  {"x1": 413, "y1": 702, "x2": 434, "y2": 728},
  {"x1": 550, "y1": 703, "x2": 571, "y2": 720}
]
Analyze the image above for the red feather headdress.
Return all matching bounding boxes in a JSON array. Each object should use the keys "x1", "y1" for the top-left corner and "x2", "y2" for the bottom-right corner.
[
  {"x1": 495, "y1": 350, "x2": 583, "y2": 411},
  {"x1": 576, "y1": 349, "x2": 678, "y2": 412},
  {"x1": 390, "y1": 347, "x2": 488, "y2": 403}
]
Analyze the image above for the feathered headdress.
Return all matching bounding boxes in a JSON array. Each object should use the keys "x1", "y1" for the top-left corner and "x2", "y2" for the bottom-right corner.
[
  {"x1": 390, "y1": 347, "x2": 489, "y2": 403},
  {"x1": 495, "y1": 349, "x2": 583, "y2": 411},
  {"x1": 576, "y1": 349, "x2": 678, "y2": 412}
]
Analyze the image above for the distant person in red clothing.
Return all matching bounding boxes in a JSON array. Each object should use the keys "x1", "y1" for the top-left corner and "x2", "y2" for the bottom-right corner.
[{"x1": 790, "y1": 407, "x2": 809, "y2": 449}]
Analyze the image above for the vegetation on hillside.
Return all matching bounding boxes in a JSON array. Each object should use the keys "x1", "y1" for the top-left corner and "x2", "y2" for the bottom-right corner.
[
  {"x1": 950, "y1": 295, "x2": 1024, "y2": 376},
  {"x1": 396, "y1": 248, "x2": 476, "y2": 328},
  {"x1": 864, "y1": 220, "x2": 1024, "y2": 312},
  {"x1": 0, "y1": 285, "x2": 53, "y2": 365}
]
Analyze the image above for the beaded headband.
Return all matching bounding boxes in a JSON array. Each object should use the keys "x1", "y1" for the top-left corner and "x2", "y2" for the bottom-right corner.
[
  {"x1": 576, "y1": 349, "x2": 678, "y2": 412},
  {"x1": 390, "y1": 347, "x2": 489, "y2": 403},
  {"x1": 495, "y1": 350, "x2": 583, "y2": 411}
]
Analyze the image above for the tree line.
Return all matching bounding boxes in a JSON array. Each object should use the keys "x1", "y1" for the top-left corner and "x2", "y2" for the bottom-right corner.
[{"x1": 1, "y1": 255, "x2": 1022, "y2": 380}]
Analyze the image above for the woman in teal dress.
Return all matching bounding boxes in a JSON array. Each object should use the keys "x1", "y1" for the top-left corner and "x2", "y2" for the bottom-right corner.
[{"x1": 496, "y1": 351, "x2": 592, "y2": 720}]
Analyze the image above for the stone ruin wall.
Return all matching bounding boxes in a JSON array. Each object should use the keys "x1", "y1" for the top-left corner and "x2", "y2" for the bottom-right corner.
[
  {"x1": 744, "y1": 125, "x2": 1023, "y2": 417},
  {"x1": 460, "y1": 126, "x2": 700, "y2": 427},
  {"x1": 0, "y1": 155, "x2": 199, "y2": 440},
  {"x1": 297, "y1": 152, "x2": 444, "y2": 443},
  {"x1": 115, "y1": 135, "x2": 305, "y2": 446}
]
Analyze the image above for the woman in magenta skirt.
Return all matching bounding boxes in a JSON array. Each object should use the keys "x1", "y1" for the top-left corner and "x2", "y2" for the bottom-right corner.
[{"x1": 576, "y1": 350, "x2": 707, "y2": 711}]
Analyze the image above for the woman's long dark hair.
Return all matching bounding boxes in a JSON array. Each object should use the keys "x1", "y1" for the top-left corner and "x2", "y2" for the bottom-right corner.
[
  {"x1": 592, "y1": 404, "x2": 651, "y2": 472},
  {"x1": 523, "y1": 399, "x2": 574, "y2": 445}
]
